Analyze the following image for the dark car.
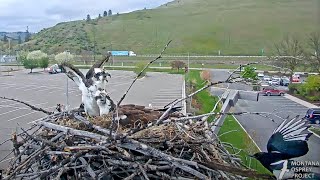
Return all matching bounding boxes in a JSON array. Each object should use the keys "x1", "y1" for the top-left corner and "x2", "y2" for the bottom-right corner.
[
  {"x1": 260, "y1": 86, "x2": 285, "y2": 96},
  {"x1": 280, "y1": 78, "x2": 290, "y2": 86},
  {"x1": 305, "y1": 108, "x2": 320, "y2": 124}
]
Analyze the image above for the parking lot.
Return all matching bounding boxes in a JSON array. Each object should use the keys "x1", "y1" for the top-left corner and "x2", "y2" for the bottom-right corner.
[
  {"x1": 0, "y1": 68, "x2": 184, "y2": 169},
  {"x1": 211, "y1": 69, "x2": 320, "y2": 162}
]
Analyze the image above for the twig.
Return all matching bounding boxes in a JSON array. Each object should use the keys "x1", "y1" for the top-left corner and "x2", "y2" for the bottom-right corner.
[
  {"x1": 0, "y1": 96, "x2": 53, "y2": 115},
  {"x1": 117, "y1": 40, "x2": 172, "y2": 107}
]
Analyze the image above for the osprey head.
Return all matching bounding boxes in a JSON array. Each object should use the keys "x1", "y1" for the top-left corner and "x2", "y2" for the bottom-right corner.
[
  {"x1": 95, "y1": 88, "x2": 108, "y2": 105},
  {"x1": 94, "y1": 88, "x2": 115, "y2": 115},
  {"x1": 93, "y1": 68, "x2": 111, "y2": 82}
]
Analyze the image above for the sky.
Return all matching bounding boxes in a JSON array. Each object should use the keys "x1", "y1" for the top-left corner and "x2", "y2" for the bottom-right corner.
[{"x1": 0, "y1": 0, "x2": 173, "y2": 32}]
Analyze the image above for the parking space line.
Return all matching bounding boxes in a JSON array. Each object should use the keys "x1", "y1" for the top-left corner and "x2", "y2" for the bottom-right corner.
[
  {"x1": 7, "y1": 111, "x2": 37, "y2": 121},
  {"x1": 0, "y1": 102, "x2": 48, "y2": 116}
]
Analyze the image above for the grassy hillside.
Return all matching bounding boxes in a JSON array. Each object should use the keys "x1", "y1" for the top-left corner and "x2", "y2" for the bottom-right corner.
[{"x1": 17, "y1": 0, "x2": 320, "y2": 55}]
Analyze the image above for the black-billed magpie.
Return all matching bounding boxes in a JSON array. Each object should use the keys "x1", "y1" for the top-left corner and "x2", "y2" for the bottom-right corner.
[{"x1": 251, "y1": 116, "x2": 318, "y2": 179}]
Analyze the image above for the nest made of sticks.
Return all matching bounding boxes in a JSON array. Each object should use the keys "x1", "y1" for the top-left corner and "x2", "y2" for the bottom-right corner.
[{"x1": 2, "y1": 110, "x2": 275, "y2": 180}]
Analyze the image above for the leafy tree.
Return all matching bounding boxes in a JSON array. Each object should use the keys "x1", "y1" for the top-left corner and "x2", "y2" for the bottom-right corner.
[
  {"x1": 108, "y1": 9, "x2": 112, "y2": 16},
  {"x1": 103, "y1": 11, "x2": 108, "y2": 17},
  {"x1": 25, "y1": 50, "x2": 47, "y2": 73},
  {"x1": 39, "y1": 57, "x2": 49, "y2": 70},
  {"x1": 17, "y1": 50, "x2": 28, "y2": 65},
  {"x1": 273, "y1": 35, "x2": 305, "y2": 80},
  {"x1": 86, "y1": 14, "x2": 91, "y2": 22},
  {"x1": 55, "y1": 51, "x2": 74, "y2": 64},
  {"x1": 170, "y1": 60, "x2": 186, "y2": 71},
  {"x1": 134, "y1": 61, "x2": 148, "y2": 78},
  {"x1": 241, "y1": 65, "x2": 258, "y2": 80},
  {"x1": 295, "y1": 75, "x2": 320, "y2": 101}
]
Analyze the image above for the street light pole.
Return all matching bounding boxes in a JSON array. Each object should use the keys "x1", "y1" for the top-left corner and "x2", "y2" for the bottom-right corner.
[{"x1": 65, "y1": 51, "x2": 69, "y2": 110}]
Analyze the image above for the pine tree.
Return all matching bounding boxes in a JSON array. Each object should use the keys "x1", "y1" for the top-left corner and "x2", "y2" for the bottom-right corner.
[
  {"x1": 98, "y1": 14, "x2": 102, "y2": 19},
  {"x1": 86, "y1": 14, "x2": 91, "y2": 22},
  {"x1": 18, "y1": 35, "x2": 22, "y2": 44},
  {"x1": 25, "y1": 29, "x2": 30, "y2": 42},
  {"x1": 103, "y1": 11, "x2": 108, "y2": 17},
  {"x1": 108, "y1": 9, "x2": 112, "y2": 16}
]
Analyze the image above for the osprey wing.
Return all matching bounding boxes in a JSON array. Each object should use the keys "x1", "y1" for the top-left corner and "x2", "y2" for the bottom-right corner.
[
  {"x1": 267, "y1": 116, "x2": 312, "y2": 159},
  {"x1": 61, "y1": 62, "x2": 86, "y2": 86},
  {"x1": 86, "y1": 52, "x2": 111, "y2": 80}
]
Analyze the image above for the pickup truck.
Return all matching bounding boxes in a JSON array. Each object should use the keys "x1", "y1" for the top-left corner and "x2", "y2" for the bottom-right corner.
[{"x1": 260, "y1": 86, "x2": 285, "y2": 96}]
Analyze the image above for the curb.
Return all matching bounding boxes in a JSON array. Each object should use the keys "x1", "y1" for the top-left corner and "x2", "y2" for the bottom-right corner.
[
  {"x1": 308, "y1": 129, "x2": 320, "y2": 139},
  {"x1": 284, "y1": 94, "x2": 319, "y2": 108},
  {"x1": 232, "y1": 115, "x2": 262, "y2": 152}
]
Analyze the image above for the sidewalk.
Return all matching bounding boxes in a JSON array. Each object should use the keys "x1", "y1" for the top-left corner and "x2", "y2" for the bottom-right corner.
[{"x1": 284, "y1": 94, "x2": 319, "y2": 108}]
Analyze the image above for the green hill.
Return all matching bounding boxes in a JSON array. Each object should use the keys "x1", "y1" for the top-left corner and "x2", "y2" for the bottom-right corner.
[{"x1": 17, "y1": 0, "x2": 320, "y2": 55}]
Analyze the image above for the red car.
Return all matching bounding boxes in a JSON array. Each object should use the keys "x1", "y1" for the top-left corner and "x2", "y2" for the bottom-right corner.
[{"x1": 261, "y1": 86, "x2": 285, "y2": 96}]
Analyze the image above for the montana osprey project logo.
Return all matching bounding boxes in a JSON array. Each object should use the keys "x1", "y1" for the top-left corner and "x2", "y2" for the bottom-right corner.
[{"x1": 250, "y1": 116, "x2": 319, "y2": 179}]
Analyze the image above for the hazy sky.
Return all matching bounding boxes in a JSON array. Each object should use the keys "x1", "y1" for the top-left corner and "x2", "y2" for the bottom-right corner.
[{"x1": 0, "y1": 0, "x2": 173, "y2": 32}]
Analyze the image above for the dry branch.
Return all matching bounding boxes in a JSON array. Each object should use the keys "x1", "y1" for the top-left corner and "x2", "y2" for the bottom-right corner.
[
  {"x1": 0, "y1": 96, "x2": 53, "y2": 115},
  {"x1": 117, "y1": 40, "x2": 172, "y2": 107},
  {"x1": 0, "y1": 110, "x2": 275, "y2": 179}
]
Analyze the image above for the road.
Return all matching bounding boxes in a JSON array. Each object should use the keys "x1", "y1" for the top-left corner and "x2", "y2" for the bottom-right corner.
[
  {"x1": 0, "y1": 69, "x2": 184, "y2": 169},
  {"x1": 210, "y1": 70, "x2": 320, "y2": 163}
]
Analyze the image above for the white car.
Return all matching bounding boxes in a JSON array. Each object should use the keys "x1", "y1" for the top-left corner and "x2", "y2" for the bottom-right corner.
[
  {"x1": 263, "y1": 75, "x2": 271, "y2": 81},
  {"x1": 257, "y1": 73, "x2": 264, "y2": 78}
]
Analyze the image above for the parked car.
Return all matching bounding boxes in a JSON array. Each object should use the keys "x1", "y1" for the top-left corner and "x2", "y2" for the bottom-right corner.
[
  {"x1": 270, "y1": 77, "x2": 281, "y2": 86},
  {"x1": 257, "y1": 73, "x2": 264, "y2": 78},
  {"x1": 280, "y1": 78, "x2": 290, "y2": 86},
  {"x1": 260, "y1": 86, "x2": 285, "y2": 96},
  {"x1": 305, "y1": 108, "x2": 320, "y2": 124},
  {"x1": 292, "y1": 76, "x2": 300, "y2": 83},
  {"x1": 263, "y1": 75, "x2": 271, "y2": 81},
  {"x1": 46, "y1": 64, "x2": 64, "y2": 74}
]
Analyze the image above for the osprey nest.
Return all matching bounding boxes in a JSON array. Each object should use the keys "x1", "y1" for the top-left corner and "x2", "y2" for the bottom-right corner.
[
  {"x1": 2, "y1": 110, "x2": 274, "y2": 180},
  {"x1": 1, "y1": 43, "x2": 274, "y2": 179}
]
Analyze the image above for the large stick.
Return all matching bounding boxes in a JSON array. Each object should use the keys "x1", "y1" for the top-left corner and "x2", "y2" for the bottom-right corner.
[
  {"x1": 117, "y1": 40, "x2": 172, "y2": 107},
  {"x1": 0, "y1": 96, "x2": 53, "y2": 115}
]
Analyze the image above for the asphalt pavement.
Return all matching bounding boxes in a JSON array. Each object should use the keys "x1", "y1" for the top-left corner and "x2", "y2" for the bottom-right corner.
[
  {"x1": 0, "y1": 68, "x2": 183, "y2": 169},
  {"x1": 210, "y1": 70, "x2": 320, "y2": 163}
]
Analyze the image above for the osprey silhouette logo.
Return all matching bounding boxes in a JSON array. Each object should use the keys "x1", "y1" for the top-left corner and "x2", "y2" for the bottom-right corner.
[{"x1": 251, "y1": 116, "x2": 315, "y2": 179}]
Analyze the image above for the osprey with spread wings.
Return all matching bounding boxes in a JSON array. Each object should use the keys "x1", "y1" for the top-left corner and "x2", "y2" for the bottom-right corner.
[
  {"x1": 60, "y1": 53, "x2": 183, "y2": 125},
  {"x1": 60, "y1": 53, "x2": 112, "y2": 116}
]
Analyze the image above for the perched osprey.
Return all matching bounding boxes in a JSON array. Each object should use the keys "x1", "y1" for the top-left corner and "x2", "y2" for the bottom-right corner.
[{"x1": 61, "y1": 53, "x2": 111, "y2": 116}]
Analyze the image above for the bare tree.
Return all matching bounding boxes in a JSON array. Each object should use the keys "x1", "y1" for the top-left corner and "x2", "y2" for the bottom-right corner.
[
  {"x1": 306, "y1": 32, "x2": 320, "y2": 73},
  {"x1": 170, "y1": 60, "x2": 186, "y2": 71},
  {"x1": 273, "y1": 35, "x2": 305, "y2": 80}
]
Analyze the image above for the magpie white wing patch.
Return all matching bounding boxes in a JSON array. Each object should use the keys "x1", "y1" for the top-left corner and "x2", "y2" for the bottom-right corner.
[{"x1": 272, "y1": 116, "x2": 311, "y2": 142}]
